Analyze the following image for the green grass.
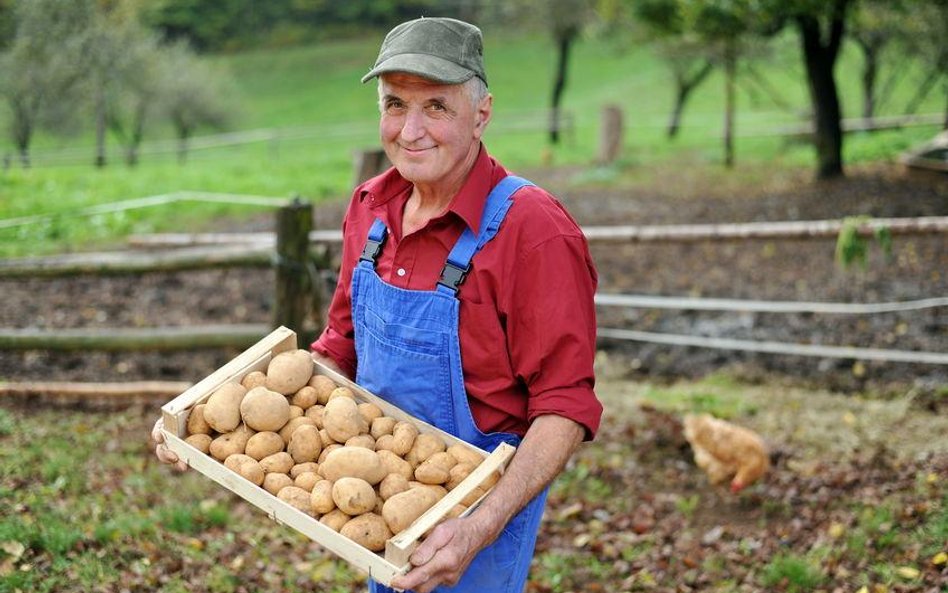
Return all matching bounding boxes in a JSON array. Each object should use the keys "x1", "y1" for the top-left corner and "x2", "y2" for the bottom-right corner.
[
  {"x1": 761, "y1": 553, "x2": 825, "y2": 592},
  {"x1": 0, "y1": 28, "x2": 943, "y2": 258}
]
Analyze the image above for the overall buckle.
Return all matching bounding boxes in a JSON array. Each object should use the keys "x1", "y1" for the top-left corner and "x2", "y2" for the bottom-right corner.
[
  {"x1": 437, "y1": 261, "x2": 471, "y2": 292},
  {"x1": 359, "y1": 235, "x2": 386, "y2": 264}
]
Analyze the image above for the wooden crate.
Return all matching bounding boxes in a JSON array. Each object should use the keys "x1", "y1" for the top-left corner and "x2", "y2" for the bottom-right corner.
[{"x1": 160, "y1": 326, "x2": 515, "y2": 586}]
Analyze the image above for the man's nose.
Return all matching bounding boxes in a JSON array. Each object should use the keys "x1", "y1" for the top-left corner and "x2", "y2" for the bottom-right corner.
[{"x1": 400, "y1": 109, "x2": 425, "y2": 142}]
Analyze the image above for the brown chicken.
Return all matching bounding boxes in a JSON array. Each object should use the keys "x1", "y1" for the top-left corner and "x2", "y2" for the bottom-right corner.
[{"x1": 683, "y1": 414, "x2": 769, "y2": 493}]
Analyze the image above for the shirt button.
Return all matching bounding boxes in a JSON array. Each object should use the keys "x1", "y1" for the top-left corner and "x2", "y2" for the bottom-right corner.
[{"x1": 396, "y1": 268, "x2": 406, "y2": 277}]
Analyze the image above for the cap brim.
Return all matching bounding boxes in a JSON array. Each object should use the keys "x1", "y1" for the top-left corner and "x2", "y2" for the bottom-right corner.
[{"x1": 361, "y1": 53, "x2": 476, "y2": 84}]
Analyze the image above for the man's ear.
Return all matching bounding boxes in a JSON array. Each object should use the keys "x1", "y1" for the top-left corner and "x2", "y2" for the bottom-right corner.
[{"x1": 474, "y1": 93, "x2": 493, "y2": 139}]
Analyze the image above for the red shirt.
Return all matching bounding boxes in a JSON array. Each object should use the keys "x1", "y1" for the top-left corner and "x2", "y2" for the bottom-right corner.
[{"x1": 312, "y1": 146, "x2": 602, "y2": 440}]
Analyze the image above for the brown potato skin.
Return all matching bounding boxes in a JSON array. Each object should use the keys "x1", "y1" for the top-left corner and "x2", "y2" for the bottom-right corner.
[
  {"x1": 310, "y1": 479, "x2": 336, "y2": 514},
  {"x1": 322, "y1": 397, "x2": 367, "y2": 444},
  {"x1": 186, "y1": 404, "x2": 212, "y2": 435},
  {"x1": 184, "y1": 433, "x2": 212, "y2": 454},
  {"x1": 259, "y1": 451, "x2": 294, "y2": 474},
  {"x1": 382, "y1": 487, "x2": 440, "y2": 534},
  {"x1": 224, "y1": 454, "x2": 264, "y2": 486},
  {"x1": 340, "y1": 513, "x2": 392, "y2": 552},
  {"x1": 278, "y1": 486, "x2": 314, "y2": 515},
  {"x1": 265, "y1": 349, "x2": 314, "y2": 395},
  {"x1": 332, "y1": 477, "x2": 377, "y2": 515},
  {"x1": 244, "y1": 431, "x2": 285, "y2": 461},
  {"x1": 319, "y1": 446, "x2": 386, "y2": 485},
  {"x1": 287, "y1": 424, "x2": 323, "y2": 464},
  {"x1": 203, "y1": 382, "x2": 247, "y2": 433},
  {"x1": 240, "y1": 387, "x2": 291, "y2": 432}
]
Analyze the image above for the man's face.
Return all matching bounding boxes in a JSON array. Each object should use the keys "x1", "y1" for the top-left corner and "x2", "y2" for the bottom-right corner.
[{"x1": 378, "y1": 73, "x2": 491, "y2": 190}]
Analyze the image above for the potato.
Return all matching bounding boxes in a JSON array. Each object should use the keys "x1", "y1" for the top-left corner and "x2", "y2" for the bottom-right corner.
[
  {"x1": 370, "y1": 416, "x2": 397, "y2": 440},
  {"x1": 409, "y1": 482, "x2": 448, "y2": 501},
  {"x1": 277, "y1": 486, "x2": 314, "y2": 515},
  {"x1": 328, "y1": 386, "x2": 356, "y2": 401},
  {"x1": 184, "y1": 433, "x2": 212, "y2": 454},
  {"x1": 186, "y1": 404, "x2": 212, "y2": 435},
  {"x1": 266, "y1": 349, "x2": 314, "y2": 395},
  {"x1": 378, "y1": 473, "x2": 411, "y2": 501},
  {"x1": 310, "y1": 479, "x2": 336, "y2": 514},
  {"x1": 406, "y1": 433, "x2": 446, "y2": 467},
  {"x1": 259, "y1": 451, "x2": 294, "y2": 474},
  {"x1": 245, "y1": 431, "x2": 285, "y2": 461},
  {"x1": 319, "y1": 509, "x2": 350, "y2": 532},
  {"x1": 287, "y1": 424, "x2": 323, "y2": 464},
  {"x1": 318, "y1": 443, "x2": 342, "y2": 464},
  {"x1": 307, "y1": 374, "x2": 336, "y2": 403},
  {"x1": 263, "y1": 473, "x2": 293, "y2": 496},
  {"x1": 358, "y1": 402, "x2": 383, "y2": 425},
  {"x1": 341, "y1": 513, "x2": 391, "y2": 552},
  {"x1": 414, "y1": 458, "x2": 450, "y2": 485},
  {"x1": 294, "y1": 471, "x2": 321, "y2": 492},
  {"x1": 377, "y1": 450, "x2": 414, "y2": 481},
  {"x1": 447, "y1": 504, "x2": 468, "y2": 519},
  {"x1": 240, "y1": 386, "x2": 291, "y2": 432},
  {"x1": 318, "y1": 428, "x2": 336, "y2": 448},
  {"x1": 332, "y1": 477, "x2": 377, "y2": 515},
  {"x1": 323, "y1": 397, "x2": 368, "y2": 443},
  {"x1": 278, "y1": 416, "x2": 318, "y2": 443},
  {"x1": 391, "y1": 421, "x2": 419, "y2": 457},
  {"x1": 382, "y1": 488, "x2": 440, "y2": 534},
  {"x1": 224, "y1": 454, "x2": 264, "y2": 486},
  {"x1": 304, "y1": 405, "x2": 325, "y2": 428},
  {"x1": 345, "y1": 434, "x2": 376, "y2": 450},
  {"x1": 240, "y1": 370, "x2": 267, "y2": 390},
  {"x1": 209, "y1": 424, "x2": 255, "y2": 460},
  {"x1": 288, "y1": 405, "x2": 304, "y2": 419},
  {"x1": 203, "y1": 382, "x2": 247, "y2": 433},
  {"x1": 290, "y1": 462, "x2": 320, "y2": 479},
  {"x1": 375, "y1": 434, "x2": 396, "y2": 453},
  {"x1": 446, "y1": 462, "x2": 475, "y2": 490},
  {"x1": 319, "y1": 446, "x2": 387, "y2": 485},
  {"x1": 447, "y1": 443, "x2": 485, "y2": 467},
  {"x1": 290, "y1": 386, "x2": 320, "y2": 410}
]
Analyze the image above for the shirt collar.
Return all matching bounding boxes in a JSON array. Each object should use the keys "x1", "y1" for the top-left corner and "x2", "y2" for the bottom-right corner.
[{"x1": 358, "y1": 144, "x2": 496, "y2": 237}]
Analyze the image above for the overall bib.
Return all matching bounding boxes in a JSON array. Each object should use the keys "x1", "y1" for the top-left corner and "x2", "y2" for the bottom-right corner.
[{"x1": 353, "y1": 176, "x2": 549, "y2": 593}]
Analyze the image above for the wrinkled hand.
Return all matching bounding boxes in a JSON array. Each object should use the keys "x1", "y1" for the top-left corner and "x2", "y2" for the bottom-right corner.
[
  {"x1": 152, "y1": 418, "x2": 188, "y2": 472},
  {"x1": 390, "y1": 517, "x2": 489, "y2": 593}
]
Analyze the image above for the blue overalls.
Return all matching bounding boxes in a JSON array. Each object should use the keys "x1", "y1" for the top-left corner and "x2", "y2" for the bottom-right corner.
[{"x1": 353, "y1": 176, "x2": 549, "y2": 593}]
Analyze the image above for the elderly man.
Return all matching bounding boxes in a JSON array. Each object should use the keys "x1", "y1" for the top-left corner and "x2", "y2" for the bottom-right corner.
[
  {"x1": 313, "y1": 17, "x2": 603, "y2": 593},
  {"x1": 154, "y1": 16, "x2": 602, "y2": 593}
]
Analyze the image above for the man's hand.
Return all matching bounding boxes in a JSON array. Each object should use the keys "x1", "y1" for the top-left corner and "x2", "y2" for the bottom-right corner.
[
  {"x1": 389, "y1": 516, "x2": 490, "y2": 593},
  {"x1": 151, "y1": 418, "x2": 188, "y2": 472}
]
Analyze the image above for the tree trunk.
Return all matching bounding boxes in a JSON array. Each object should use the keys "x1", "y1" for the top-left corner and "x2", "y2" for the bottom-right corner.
[
  {"x1": 177, "y1": 126, "x2": 190, "y2": 164},
  {"x1": 723, "y1": 42, "x2": 736, "y2": 169},
  {"x1": 12, "y1": 100, "x2": 32, "y2": 168},
  {"x1": 859, "y1": 40, "x2": 878, "y2": 121},
  {"x1": 796, "y1": 0, "x2": 850, "y2": 180},
  {"x1": 668, "y1": 60, "x2": 714, "y2": 139},
  {"x1": 126, "y1": 102, "x2": 147, "y2": 167},
  {"x1": 550, "y1": 28, "x2": 576, "y2": 144}
]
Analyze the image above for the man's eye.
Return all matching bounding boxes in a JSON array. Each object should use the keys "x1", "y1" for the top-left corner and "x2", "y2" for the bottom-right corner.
[
  {"x1": 427, "y1": 103, "x2": 446, "y2": 112},
  {"x1": 385, "y1": 100, "x2": 404, "y2": 111}
]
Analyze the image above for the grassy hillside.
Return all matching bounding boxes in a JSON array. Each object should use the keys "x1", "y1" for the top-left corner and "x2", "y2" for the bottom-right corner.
[{"x1": 0, "y1": 29, "x2": 942, "y2": 257}]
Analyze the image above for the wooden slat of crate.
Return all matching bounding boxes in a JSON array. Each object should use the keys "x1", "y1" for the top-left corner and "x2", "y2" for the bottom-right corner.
[{"x1": 159, "y1": 326, "x2": 515, "y2": 587}]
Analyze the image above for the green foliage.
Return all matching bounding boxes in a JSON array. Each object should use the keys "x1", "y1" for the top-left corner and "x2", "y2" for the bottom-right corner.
[
  {"x1": 835, "y1": 215, "x2": 893, "y2": 270},
  {"x1": 761, "y1": 553, "x2": 825, "y2": 592}
]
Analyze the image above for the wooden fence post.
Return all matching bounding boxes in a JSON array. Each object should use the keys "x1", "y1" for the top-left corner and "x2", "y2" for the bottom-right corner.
[
  {"x1": 598, "y1": 104, "x2": 624, "y2": 165},
  {"x1": 273, "y1": 197, "x2": 314, "y2": 344}
]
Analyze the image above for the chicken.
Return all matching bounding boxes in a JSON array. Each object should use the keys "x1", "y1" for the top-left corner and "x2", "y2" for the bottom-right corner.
[{"x1": 683, "y1": 413, "x2": 769, "y2": 493}]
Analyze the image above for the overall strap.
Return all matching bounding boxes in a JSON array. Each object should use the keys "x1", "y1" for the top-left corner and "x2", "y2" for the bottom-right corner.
[
  {"x1": 437, "y1": 175, "x2": 534, "y2": 295},
  {"x1": 358, "y1": 218, "x2": 388, "y2": 269}
]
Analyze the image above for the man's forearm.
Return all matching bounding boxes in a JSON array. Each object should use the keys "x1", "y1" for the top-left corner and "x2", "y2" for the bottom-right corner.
[{"x1": 468, "y1": 414, "x2": 585, "y2": 544}]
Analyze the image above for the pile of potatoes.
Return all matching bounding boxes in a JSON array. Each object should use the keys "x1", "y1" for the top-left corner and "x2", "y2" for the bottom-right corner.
[{"x1": 183, "y1": 349, "x2": 496, "y2": 553}]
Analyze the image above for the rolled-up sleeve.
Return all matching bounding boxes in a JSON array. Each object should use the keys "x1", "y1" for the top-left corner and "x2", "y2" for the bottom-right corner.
[{"x1": 507, "y1": 233, "x2": 603, "y2": 440}]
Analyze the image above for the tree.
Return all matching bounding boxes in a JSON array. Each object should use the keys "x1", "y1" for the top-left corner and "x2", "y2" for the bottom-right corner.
[
  {"x1": 157, "y1": 41, "x2": 237, "y2": 163},
  {"x1": 898, "y1": 0, "x2": 948, "y2": 127},
  {"x1": 849, "y1": 0, "x2": 906, "y2": 121},
  {"x1": 627, "y1": 0, "x2": 716, "y2": 139},
  {"x1": 0, "y1": 0, "x2": 94, "y2": 167},
  {"x1": 787, "y1": 0, "x2": 852, "y2": 179}
]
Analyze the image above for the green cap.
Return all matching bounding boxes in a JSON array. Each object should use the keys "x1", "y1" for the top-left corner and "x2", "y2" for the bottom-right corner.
[{"x1": 361, "y1": 17, "x2": 487, "y2": 86}]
